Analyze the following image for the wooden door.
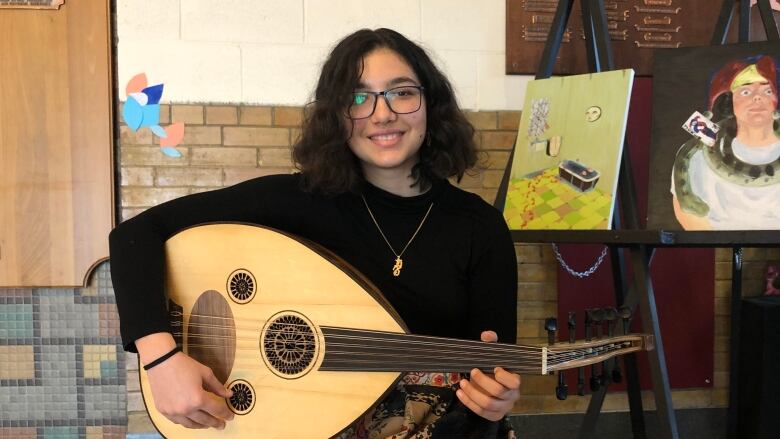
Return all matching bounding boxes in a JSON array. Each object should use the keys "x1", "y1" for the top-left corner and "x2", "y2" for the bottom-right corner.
[{"x1": 0, "y1": 0, "x2": 114, "y2": 287}]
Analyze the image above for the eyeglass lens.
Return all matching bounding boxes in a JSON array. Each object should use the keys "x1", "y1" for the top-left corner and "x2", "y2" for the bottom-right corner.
[{"x1": 349, "y1": 86, "x2": 422, "y2": 119}]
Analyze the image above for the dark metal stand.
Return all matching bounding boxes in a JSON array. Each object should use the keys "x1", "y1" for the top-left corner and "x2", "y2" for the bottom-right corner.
[
  {"x1": 713, "y1": 0, "x2": 780, "y2": 45},
  {"x1": 727, "y1": 247, "x2": 743, "y2": 439},
  {"x1": 496, "y1": 1, "x2": 780, "y2": 437},
  {"x1": 495, "y1": 1, "x2": 780, "y2": 437},
  {"x1": 710, "y1": 2, "x2": 777, "y2": 437},
  {"x1": 496, "y1": 1, "x2": 679, "y2": 437}
]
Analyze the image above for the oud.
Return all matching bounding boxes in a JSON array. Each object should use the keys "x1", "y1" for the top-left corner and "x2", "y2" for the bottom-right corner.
[{"x1": 139, "y1": 223, "x2": 652, "y2": 438}]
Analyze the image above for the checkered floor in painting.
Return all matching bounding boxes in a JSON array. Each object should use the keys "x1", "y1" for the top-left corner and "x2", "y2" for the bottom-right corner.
[
  {"x1": 503, "y1": 167, "x2": 612, "y2": 230},
  {"x1": 0, "y1": 263, "x2": 127, "y2": 438}
]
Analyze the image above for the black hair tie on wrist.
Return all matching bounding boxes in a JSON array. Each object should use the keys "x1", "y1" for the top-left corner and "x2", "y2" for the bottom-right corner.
[{"x1": 143, "y1": 346, "x2": 181, "y2": 371}]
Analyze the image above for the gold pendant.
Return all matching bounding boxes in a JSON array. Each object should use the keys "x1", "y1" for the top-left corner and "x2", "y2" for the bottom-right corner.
[{"x1": 392, "y1": 256, "x2": 403, "y2": 277}]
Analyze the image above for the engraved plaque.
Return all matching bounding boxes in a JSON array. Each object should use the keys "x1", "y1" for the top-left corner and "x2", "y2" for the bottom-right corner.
[
  {"x1": 507, "y1": 0, "x2": 777, "y2": 76},
  {"x1": 0, "y1": 0, "x2": 64, "y2": 9}
]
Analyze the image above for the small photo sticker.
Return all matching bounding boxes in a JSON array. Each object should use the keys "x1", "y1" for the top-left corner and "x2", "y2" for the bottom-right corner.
[{"x1": 682, "y1": 111, "x2": 720, "y2": 147}]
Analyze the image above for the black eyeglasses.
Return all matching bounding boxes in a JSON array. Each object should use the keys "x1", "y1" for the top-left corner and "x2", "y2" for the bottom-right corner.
[{"x1": 348, "y1": 85, "x2": 425, "y2": 120}]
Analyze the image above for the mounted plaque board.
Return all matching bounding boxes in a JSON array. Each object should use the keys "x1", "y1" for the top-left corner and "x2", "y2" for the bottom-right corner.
[
  {"x1": 506, "y1": 0, "x2": 776, "y2": 76},
  {"x1": 0, "y1": 0, "x2": 64, "y2": 9}
]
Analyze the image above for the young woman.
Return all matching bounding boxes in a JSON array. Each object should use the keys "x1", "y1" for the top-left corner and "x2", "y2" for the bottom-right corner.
[{"x1": 110, "y1": 28, "x2": 520, "y2": 438}]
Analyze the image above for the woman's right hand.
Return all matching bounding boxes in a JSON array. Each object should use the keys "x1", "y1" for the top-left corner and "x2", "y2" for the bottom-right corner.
[
  {"x1": 146, "y1": 353, "x2": 235, "y2": 429},
  {"x1": 137, "y1": 333, "x2": 235, "y2": 429}
]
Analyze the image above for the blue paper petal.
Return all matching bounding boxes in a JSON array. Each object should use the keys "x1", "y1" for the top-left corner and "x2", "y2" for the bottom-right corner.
[
  {"x1": 139, "y1": 104, "x2": 161, "y2": 128},
  {"x1": 123, "y1": 97, "x2": 144, "y2": 131},
  {"x1": 128, "y1": 92, "x2": 148, "y2": 106},
  {"x1": 150, "y1": 125, "x2": 167, "y2": 138},
  {"x1": 161, "y1": 147, "x2": 182, "y2": 158},
  {"x1": 142, "y1": 84, "x2": 164, "y2": 105}
]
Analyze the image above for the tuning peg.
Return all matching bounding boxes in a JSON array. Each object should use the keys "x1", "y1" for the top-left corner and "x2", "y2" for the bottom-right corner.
[
  {"x1": 612, "y1": 358, "x2": 623, "y2": 384},
  {"x1": 589, "y1": 365, "x2": 601, "y2": 392},
  {"x1": 545, "y1": 317, "x2": 558, "y2": 346},
  {"x1": 556, "y1": 371, "x2": 568, "y2": 400},
  {"x1": 567, "y1": 311, "x2": 576, "y2": 344},
  {"x1": 600, "y1": 362, "x2": 610, "y2": 386},
  {"x1": 577, "y1": 367, "x2": 585, "y2": 396},
  {"x1": 618, "y1": 306, "x2": 632, "y2": 334},
  {"x1": 587, "y1": 308, "x2": 605, "y2": 338},
  {"x1": 604, "y1": 307, "x2": 617, "y2": 337},
  {"x1": 585, "y1": 309, "x2": 594, "y2": 341}
]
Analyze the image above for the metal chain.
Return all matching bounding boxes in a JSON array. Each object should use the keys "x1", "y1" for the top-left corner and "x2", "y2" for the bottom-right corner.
[
  {"x1": 361, "y1": 195, "x2": 434, "y2": 258},
  {"x1": 552, "y1": 244, "x2": 608, "y2": 278}
]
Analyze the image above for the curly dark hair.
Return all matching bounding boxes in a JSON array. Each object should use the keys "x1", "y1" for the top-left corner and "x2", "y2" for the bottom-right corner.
[{"x1": 292, "y1": 28, "x2": 477, "y2": 194}]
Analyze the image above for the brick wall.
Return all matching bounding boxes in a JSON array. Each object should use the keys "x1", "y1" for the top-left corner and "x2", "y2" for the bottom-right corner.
[{"x1": 118, "y1": 103, "x2": 780, "y2": 432}]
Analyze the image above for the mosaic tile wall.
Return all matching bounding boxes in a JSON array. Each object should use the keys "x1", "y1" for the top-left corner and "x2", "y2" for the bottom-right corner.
[{"x1": 0, "y1": 262, "x2": 127, "y2": 438}]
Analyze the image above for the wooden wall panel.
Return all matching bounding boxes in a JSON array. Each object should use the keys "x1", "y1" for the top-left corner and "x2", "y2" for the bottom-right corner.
[{"x1": 0, "y1": 0, "x2": 114, "y2": 287}]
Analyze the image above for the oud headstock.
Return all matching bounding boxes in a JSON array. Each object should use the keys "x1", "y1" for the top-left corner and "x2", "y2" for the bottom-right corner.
[{"x1": 541, "y1": 306, "x2": 654, "y2": 400}]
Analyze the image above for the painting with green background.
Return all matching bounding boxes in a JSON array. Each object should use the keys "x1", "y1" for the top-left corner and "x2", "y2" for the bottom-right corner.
[{"x1": 503, "y1": 69, "x2": 634, "y2": 230}]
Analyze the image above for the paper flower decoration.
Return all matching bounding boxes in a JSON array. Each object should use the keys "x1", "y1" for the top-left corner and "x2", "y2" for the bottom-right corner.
[{"x1": 122, "y1": 73, "x2": 185, "y2": 157}]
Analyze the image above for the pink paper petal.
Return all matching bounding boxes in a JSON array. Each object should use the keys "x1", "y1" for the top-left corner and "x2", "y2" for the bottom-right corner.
[
  {"x1": 126, "y1": 73, "x2": 148, "y2": 96},
  {"x1": 160, "y1": 122, "x2": 184, "y2": 147}
]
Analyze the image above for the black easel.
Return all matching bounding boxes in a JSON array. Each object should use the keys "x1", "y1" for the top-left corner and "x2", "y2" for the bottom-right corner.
[
  {"x1": 496, "y1": 1, "x2": 780, "y2": 438},
  {"x1": 711, "y1": 2, "x2": 779, "y2": 438},
  {"x1": 713, "y1": 0, "x2": 780, "y2": 45},
  {"x1": 496, "y1": 1, "x2": 679, "y2": 438}
]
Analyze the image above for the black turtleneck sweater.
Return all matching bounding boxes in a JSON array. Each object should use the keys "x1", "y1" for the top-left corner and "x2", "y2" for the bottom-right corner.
[{"x1": 109, "y1": 173, "x2": 517, "y2": 352}]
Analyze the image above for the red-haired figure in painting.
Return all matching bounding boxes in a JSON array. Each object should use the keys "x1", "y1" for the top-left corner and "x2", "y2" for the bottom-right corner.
[{"x1": 672, "y1": 55, "x2": 780, "y2": 230}]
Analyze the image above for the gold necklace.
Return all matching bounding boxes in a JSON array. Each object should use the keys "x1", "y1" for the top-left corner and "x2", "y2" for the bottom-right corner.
[{"x1": 361, "y1": 195, "x2": 434, "y2": 277}]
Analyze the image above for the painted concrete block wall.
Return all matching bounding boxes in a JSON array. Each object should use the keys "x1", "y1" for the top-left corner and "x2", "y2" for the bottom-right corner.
[{"x1": 117, "y1": 0, "x2": 532, "y2": 109}]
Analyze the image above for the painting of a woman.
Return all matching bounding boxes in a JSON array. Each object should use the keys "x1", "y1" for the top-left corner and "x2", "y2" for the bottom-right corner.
[{"x1": 671, "y1": 55, "x2": 780, "y2": 230}]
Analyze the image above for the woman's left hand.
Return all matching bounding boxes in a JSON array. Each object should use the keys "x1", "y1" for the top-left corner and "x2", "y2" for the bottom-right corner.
[{"x1": 455, "y1": 330, "x2": 522, "y2": 421}]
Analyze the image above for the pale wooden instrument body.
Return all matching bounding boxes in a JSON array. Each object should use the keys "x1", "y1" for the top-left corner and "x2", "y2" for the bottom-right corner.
[
  {"x1": 140, "y1": 223, "x2": 405, "y2": 439},
  {"x1": 139, "y1": 223, "x2": 652, "y2": 438}
]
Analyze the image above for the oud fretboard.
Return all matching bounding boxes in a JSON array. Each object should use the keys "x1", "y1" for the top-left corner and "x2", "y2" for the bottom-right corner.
[{"x1": 318, "y1": 327, "x2": 545, "y2": 374}]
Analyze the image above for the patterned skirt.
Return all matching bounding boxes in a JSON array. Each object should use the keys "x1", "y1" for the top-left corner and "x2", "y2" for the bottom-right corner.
[{"x1": 335, "y1": 372, "x2": 517, "y2": 439}]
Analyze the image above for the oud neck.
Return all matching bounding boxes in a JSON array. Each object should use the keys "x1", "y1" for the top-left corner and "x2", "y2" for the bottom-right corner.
[{"x1": 319, "y1": 327, "x2": 545, "y2": 374}]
